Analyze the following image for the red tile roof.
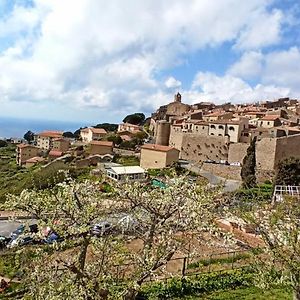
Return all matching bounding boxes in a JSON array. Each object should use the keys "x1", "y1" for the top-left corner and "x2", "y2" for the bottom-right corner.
[
  {"x1": 81, "y1": 127, "x2": 107, "y2": 134},
  {"x1": 25, "y1": 156, "x2": 45, "y2": 163},
  {"x1": 49, "y1": 150, "x2": 63, "y2": 157},
  {"x1": 90, "y1": 141, "x2": 113, "y2": 147},
  {"x1": 37, "y1": 131, "x2": 63, "y2": 138},
  {"x1": 141, "y1": 144, "x2": 178, "y2": 152},
  {"x1": 90, "y1": 128, "x2": 107, "y2": 134},
  {"x1": 261, "y1": 115, "x2": 281, "y2": 121},
  {"x1": 17, "y1": 144, "x2": 37, "y2": 149}
]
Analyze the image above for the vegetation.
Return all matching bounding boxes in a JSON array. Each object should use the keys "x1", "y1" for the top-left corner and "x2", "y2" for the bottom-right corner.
[
  {"x1": 227, "y1": 183, "x2": 273, "y2": 211},
  {"x1": 187, "y1": 252, "x2": 251, "y2": 269},
  {"x1": 0, "y1": 140, "x2": 8, "y2": 147},
  {"x1": 183, "y1": 286, "x2": 291, "y2": 300},
  {"x1": 23, "y1": 130, "x2": 35, "y2": 143},
  {"x1": 274, "y1": 157, "x2": 300, "y2": 186},
  {"x1": 106, "y1": 133, "x2": 123, "y2": 145},
  {"x1": 123, "y1": 113, "x2": 145, "y2": 125},
  {"x1": 113, "y1": 154, "x2": 140, "y2": 166},
  {"x1": 0, "y1": 144, "x2": 90, "y2": 203},
  {"x1": 94, "y1": 123, "x2": 118, "y2": 132},
  {"x1": 63, "y1": 131, "x2": 75, "y2": 138},
  {"x1": 241, "y1": 138, "x2": 257, "y2": 188},
  {"x1": 141, "y1": 268, "x2": 255, "y2": 299},
  {"x1": 239, "y1": 195, "x2": 300, "y2": 299},
  {"x1": 2, "y1": 176, "x2": 220, "y2": 299}
]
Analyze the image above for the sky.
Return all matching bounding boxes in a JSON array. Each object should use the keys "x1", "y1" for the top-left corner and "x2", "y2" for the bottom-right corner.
[{"x1": 0, "y1": 0, "x2": 300, "y2": 124}]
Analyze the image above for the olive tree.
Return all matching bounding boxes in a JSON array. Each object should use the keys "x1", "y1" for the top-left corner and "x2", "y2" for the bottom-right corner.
[{"x1": 3, "y1": 174, "x2": 221, "y2": 299}]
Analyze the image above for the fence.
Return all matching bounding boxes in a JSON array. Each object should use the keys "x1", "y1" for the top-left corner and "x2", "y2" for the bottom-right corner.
[{"x1": 114, "y1": 249, "x2": 252, "y2": 282}]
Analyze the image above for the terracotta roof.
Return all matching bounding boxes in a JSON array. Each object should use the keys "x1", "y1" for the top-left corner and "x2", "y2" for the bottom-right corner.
[
  {"x1": 17, "y1": 144, "x2": 37, "y2": 149},
  {"x1": 90, "y1": 141, "x2": 113, "y2": 147},
  {"x1": 261, "y1": 115, "x2": 281, "y2": 121},
  {"x1": 141, "y1": 144, "x2": 178, "y2": 152},
  {"x1": 244, "y1": 111, "x2": 266, "y2": 116},
  {"x1": 90, "y1": 128, "x2": 107, "y2": 134},
  {"x1": 25, "y1": 156, "x2": 45, "y2": 163},
  {"x1": 49, "y1": 150, "x2": 63, "y2": 157},
  {"x1": 119, "y1": 135, "x2": 132, "y2": 141},
  {"x1": 81, "y1": 127, "x2": 107, "y2": 134},
  {"x1": 37, "y1": 131, "x2": 63, "y2": 138},
  {"x1": 204, "y1": 112, "x2": 224, "y2": 117},
  {"x1": 194, "y1": 121, "x2": 209, "y2": 125}
]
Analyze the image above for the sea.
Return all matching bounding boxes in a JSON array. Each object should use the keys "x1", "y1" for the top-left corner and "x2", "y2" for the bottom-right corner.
[{"x1": 0, "y1": 117, "x2": 90, "y2": 139}]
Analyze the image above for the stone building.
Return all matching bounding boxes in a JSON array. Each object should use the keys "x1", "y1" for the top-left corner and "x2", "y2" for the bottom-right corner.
[
  {"x1": 52, "y1": 138, "x2": 70, "y2": 152},
  {"x1": 80, "y1": 127, "x2": 107, "y2": 143},
  {"x1": 117, "y1": 123, "x2": 141, "y2": 133},
  {"x1": 140, "y1": 144, "x2": 179, "y2": 169},
  {"x1": 25, "y1": 156, "x2": 45, "y2": 168},
  {"x1": 16, "y1": 144, "x2": 40, "y2": 166},
  {"x1": 258, "y1": 115, "x2": 281, "y2": 128},
  {"x1": 180, "y1": 135, "x2": 229, "y2": 162},
  {"x1": 154, "y1": 120, "x2": 171, "y2": 146},
  {"x1": 202, "y1": 111, "x2": 233, "y2": 122},
  {"x1": 256, "y1": 134, "x2": 300, "y2": 172},
  {"x1": 207, "y1": 118, "x2": 248, "y2": 143},
  {"x1": 89, "y1": 141, "x2": 114, "y2": 155},
  {"x1": 36, "y1": 131, "x2": 63, "y2": 151}
]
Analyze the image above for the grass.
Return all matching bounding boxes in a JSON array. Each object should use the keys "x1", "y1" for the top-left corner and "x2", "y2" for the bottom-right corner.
[
  {"x1": 182, "y1": 286, "x2": 292, "y2": 300},
  {"x1": 114, "y1": 155, "x2": 140, "y2": 166},
  {"x1": 0, "y1": 144, "x2": 92, "y2": 203},
  {"x1": 187, "y1": 252, "x2": 251, "y2": 269}
]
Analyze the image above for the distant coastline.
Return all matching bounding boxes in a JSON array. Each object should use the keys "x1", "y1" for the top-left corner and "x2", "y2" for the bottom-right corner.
[{"x1": 0, "y1": 117, "x2": 89, "y2": 139}]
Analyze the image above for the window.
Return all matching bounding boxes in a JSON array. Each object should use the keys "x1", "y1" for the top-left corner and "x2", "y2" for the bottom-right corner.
[
  {"x1": 267, "y1": 121, "x2": 270, "y2": 125},
  {"x1": 218, "y1": 125, "x2": 224, "y2": 130},
  {"x1": 229, "y1": 126, "x2": 235, "y2": 131},
  {"x1": 210, "y1": 133, "x2": 214, "y2": 135},
  {"x1": 218, "y1": 134, "x2": 222, "y2": 136},
  {"x1": 210, "y1": 125, "x2": 216, "y2": 129}
]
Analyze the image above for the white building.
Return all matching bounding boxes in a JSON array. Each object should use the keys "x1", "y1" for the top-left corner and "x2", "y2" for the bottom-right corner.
[
  {"x1": 80, "y1": 127, "x2": 107, "y2": 143},
  {"x1": 106, "y1": 166, "x2": 146, "y2": 182}
]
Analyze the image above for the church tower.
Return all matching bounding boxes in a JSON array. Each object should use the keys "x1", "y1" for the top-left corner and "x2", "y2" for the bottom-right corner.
[{"x1": 174, "y1": 92, "x2": 181, "y2": 103}]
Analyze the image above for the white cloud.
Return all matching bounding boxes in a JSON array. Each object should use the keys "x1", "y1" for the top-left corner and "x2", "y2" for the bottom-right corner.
[
  {"x1": 0, "y1": 0, "x2": 292, "y2": 120},
  {"x1": 262, "y1": 47, "x2": 300, "y2": 91},
  {"x1": 165, "y1": 77, "x2": 182, "y2": 89},
  {"x1": 235, "y1": 8, "x2": 283, "y2": 50},
  {"x1": 228, "y1": 51, "x2": 263, "y2": 79},
  {"x1": 190, "y1": 72, "x2": 290, "y2": 103}
]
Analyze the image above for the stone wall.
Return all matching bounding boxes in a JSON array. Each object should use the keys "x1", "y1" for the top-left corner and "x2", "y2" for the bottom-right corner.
[
  {"x1": 256, "y1": 138, "x2": 277, "y2": 171},
  {"x1": 169, "y1": 126, "x2": 183, "y2": 150},
  {"x1": 180, "y1": 134, "x2": 229, "y2": 162},
  {"x1": 274, "y1": 134, "x2": 300, "y2": 167},
  {"x1": 202, "y1": 163, "x2": 242, "y2": 180},
  {"x1": 228, "y1": 143, "x2": 249, "y2": 164}
]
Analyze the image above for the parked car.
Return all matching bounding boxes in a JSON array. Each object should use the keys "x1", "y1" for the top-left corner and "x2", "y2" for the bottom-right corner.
[
  {"x1": 91, "y1": 221, "x2": 112, "y2": 236},
  {"x1": 7, "y1": 235, "x2": 37, "y2": 248},
  {"x1": 0, "y1": 236, "x2": 11, "y2": 249},
  {"x1": 10, "y1": 224, "x2": 38, "y2": 239}
]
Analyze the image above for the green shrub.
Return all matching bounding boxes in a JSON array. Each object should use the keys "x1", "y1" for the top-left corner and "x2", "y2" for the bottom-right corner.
[
  {"x1": 141, "y1": 268, "x2": 254, "y2": 299},
  {"x1": 187, "y1": 252, "x2": 251, "y2": 269}
]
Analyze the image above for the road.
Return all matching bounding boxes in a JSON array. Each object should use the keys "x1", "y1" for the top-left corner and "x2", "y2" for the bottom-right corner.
[
  {"x1": 181, "y1": 162, "x2": 241, "y2": 192},
  {"x1": 0, "y1": 220, "x2": 36, "y2": 237}
]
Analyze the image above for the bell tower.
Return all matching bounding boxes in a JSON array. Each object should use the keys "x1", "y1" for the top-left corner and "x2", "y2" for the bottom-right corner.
[{"x1": 174, "y1": 92, "x2": 182, "y2": 103}]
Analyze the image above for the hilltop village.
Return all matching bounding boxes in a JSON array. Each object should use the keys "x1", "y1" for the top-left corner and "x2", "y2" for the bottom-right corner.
[{"x1": 11, "y1": 93, "x2": 300, "y2": 184}]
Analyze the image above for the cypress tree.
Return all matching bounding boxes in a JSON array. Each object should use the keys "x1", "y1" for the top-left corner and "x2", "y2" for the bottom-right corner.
[{"x1": 241, "y1": 137, "x2": 257, "y2": 188}]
